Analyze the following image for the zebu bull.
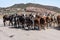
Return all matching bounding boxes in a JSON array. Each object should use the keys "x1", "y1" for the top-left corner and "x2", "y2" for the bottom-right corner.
[
  {"x1": 33, "y1": 14, "x2": 41, "y2": 30},
  {"x1": 24, "y1": 16, "x2": 33, "y2": 29},
  {"x1": 15, "y1": 14, "x2": 26, "y2": 28},
  {"x1": 39, "y1": 15, "x2": 53, "y2": 29},
  {"x1": 46, "y1": 16, "x2": 53, "y2": 28},
  {"x1": 40, "y1": 15, "x2": 47, "y2": 29},
  {"x1": 57, "y1": 15, "x2": 60, "y2": 26},
  {"x1": 3, "y1": 14, "x2": 14, "y2": 26}
]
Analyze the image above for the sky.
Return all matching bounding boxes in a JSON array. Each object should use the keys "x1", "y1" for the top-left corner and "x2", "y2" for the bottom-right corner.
[{"x1": 0, "y1": 0, "x2": 60, "y2": 8}]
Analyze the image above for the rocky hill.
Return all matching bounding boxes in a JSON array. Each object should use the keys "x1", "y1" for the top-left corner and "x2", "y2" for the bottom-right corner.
[
  {"x1": 10, "y1": 3, "x2": 60, "y2": 13},
  {"x1": 0, "y1": 3, "x2": 60, "y2": 15}
]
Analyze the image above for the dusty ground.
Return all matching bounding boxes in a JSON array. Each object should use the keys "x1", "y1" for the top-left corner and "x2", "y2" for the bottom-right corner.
[{"x1": 0, "y1": 19, "x2": 60, "y2": 40}]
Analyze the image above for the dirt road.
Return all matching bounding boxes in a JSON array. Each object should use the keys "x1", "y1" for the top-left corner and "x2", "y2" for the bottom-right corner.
[{"x1": 0, "y1": 19, "x2": 60, "y2": 40}]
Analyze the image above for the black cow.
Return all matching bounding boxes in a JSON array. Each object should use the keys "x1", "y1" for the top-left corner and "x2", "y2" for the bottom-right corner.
[
  {"x1": 24, "y1": 16, "x2": 33, "y2": 29},
  {"x1": 3, "y1": 14, "x2": 14, "y2": 26}
]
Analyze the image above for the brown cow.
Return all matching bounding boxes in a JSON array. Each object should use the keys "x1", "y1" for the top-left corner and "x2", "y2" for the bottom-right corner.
[
  {"x1": 57, "y1": 15, "x2": 60, "y2": 26},
  {"x1": 40, "y1": 15, "x2": 47, "y2": 30},
  {"x1": 33, "y1": 14, "x2": 47, "y2": 30},
  {"x1": 39, "y1": 15, "x2": 53, "y2": 29},
  {"x1": 46, "y1": 16, "x2": 53, "y2": 28},
  {"x1": 34, "y1": 14, "x2": 41, "y2": 30}
]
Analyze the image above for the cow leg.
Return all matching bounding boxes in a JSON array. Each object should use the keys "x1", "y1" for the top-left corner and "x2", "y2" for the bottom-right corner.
[
  {"x1": 3, "y1": 20, "x2": 5, "y2": 26},
  {"x1": 11, "y1": 22, "x2": 14, "y2": 26},
  {"x1": 32, "y1": 20, "x2": 35, "y2": 30},
  {"x1": 27, "y1": 25, "x2": 30, "y2": 30},
  {"x1": 38, "y1": 24, "x2": 42, "y2": 30},
  {"x1": 14, "y1": 22, "x2": 17, "y2": 28},
  {"x1": 44, "y1": 23, "x2": 47, "y2": 29},
  {"x1": 17, "y1": 22, "x2": 20, "y2": 28},
  {"x1": 16, "y1": 22, "x2": 19, "y2": 28},
  {"x1": 38, "y1": 26, "x2": 40, "y2": 30},
  {"x1": 58, "y1": 22, "x2": 60, "y2": 27},
  {"x1": 41, "y1": 24, "x2": 45, "y2": 30},
  {"x1": 34, "y1": 24, "x2": 40, "y2": 30},
  {"x1": 9, "y1": 21, "x2": 12, "y2": 26},
  {"x1": 4, "y1": 22, "x2": 5, "y2": 26},
  {"x1": 11, "y1": 22, "x2": 13, "y2": 26},
  {"x1": 24, "y1": 23, "x2": 28, "y2": 30},
  {"x1": 45, "y1": 23, "x2": 48, "y2": 29},
  {"x1": 9, "y1": 21, "x2": 10, "y2": 26},
  {"x1": 47, "y1": 23, "x2": 49, "y2": 29},
  {"x1": 47, "y1": 23, "x2": 48, "y2": 28},
  {"x1": 49, "y1": 22, "x2": 53, "y2": 28},
  {"x1": 30, "y1": 24, "x2": 34, "y2": 30},
  {"x1": 51, "y1": 22, "x2": 54, "y2": 28}
]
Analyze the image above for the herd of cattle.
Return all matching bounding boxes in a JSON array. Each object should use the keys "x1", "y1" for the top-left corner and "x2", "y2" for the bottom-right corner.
[{"x1": 3, "y1": 13, "x2": 60, "y2": 30}]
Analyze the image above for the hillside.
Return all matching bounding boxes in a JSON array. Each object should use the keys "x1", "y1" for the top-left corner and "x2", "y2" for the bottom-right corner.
[
  {"x1": 10, "y1": 3, "x2": 60, "y2": 13},
  {"x1": 0, "y1": 3, "x2": 60, "y2": 15}
]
